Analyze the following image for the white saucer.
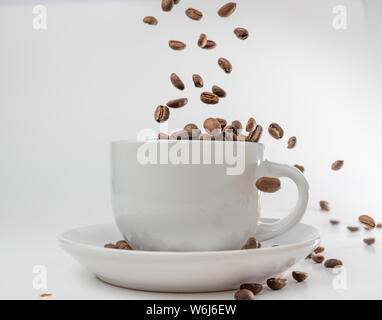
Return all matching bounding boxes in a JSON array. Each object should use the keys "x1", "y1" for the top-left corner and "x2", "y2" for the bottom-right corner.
[{"x1": 59, "y1": 219, "x2": 320, "y2": 293}]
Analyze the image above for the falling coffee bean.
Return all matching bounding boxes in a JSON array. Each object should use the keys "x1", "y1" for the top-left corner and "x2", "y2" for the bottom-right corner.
[
  {"x1": 256, "y1": 177, "x2": 281, "y2": 193},
  {"x1": 218, "y1": 2, "x2": 237, "y2": 18},
  {"x1": 203, "y1": 40, "x2": 217, "y2": 50},
  {"x1": 267, "y1": 278, "x2": 287, "y2": 290},
  {"x1": 314, "y1": 246, "x2": 325, "y2": 254},
  {"x1": 363, "y1": 238, "x2": 375, "y2": 245},
  {"x1": 245, "y1": 118, "x2": 256, "y2": 133},
  {"x1": 331, "y1": 160, "x2": 344, "y2": 171},
  {"x1": 294, "y1": 165, "x2": 305, "y2": 173},
  {"x1": 212, "y1": 85, "x2": 226, "y2": 98},
  {"x1": 173, "y1": 0, "x2": 180, "y2": 4},
  {"x1": 216, "y1": 118, "x2": 227, "y2": 129},
  {"x1": 330, "y1": 220, "x2": 340, "y2": 225},
  {"x1": 359, "y1": 215, "x2": 376, "y2": 230},
  {"x1": 287, "y1": 136, "x2": 297, "y2": 149},
  {"x1": 347, "y1": 226, "x2": 359, "y2": 232},
  {"x1": 218, "y1": 58, "x2": 232, "y2": 73},
  {"x1": 234, "y1": 289, "x2": 255, "y2": 300},
  {"x1": 185, "y1": 8, "x2": 203, "y2": 21},
  {"x1": 200, "y1": 92, "x2": 219, "y2": 105},
  {"x1": 203, "y1": 118, "x2": 221, "y2": 134},
  {"x1": 197, "y1": 33, "x2": 208, "y2": 48},
  {"x1": 319, "y1": 201, "x2": 330, "y2": 212},
  {"x1": 184, "y1": 123, "x2": 201, "y2": 139},
  {"x1": 158, "y1": 133, "x2": 170, "y2": 140},
  {"x1": 311, "y1": 255, "x2": 325, "y2": 264},
  {"x1": 167, "y1": 98, "x2": 188, "y2": 109},
  {"x1": 247, "y1": 125, "x2": 263, "y2": 142},
  {"x1": 240, "y1": 283, "x2": 263, "y2": 295},
  {"x1": 169, "y1": 40, "x2": 186, "y2": 51},
  {"x1": 143, "y1": 16, "x2": 158, "y2": 25},
  {"x1": 192, "y1": 74, "x2": 204, "y2": 88},
  {"x1": 377, "y1": 223, "x2": 382, "y2": 228},
  {"x1": 161, "y1": 0, "x2": 174, "y2": 12},
  {"x1": 324, "y1": 259, "x2": 343, "y2": 268},
  {"x1": 154, "y1": 105, "x2": 170, "y2": 123},
  {"x1": 268, "y1": 123, "x2": 284, "y2": 139},
  {"x1": 170, "y1": 73, "x2": 185, "y2": 90},
  {"x1": 241, "y1": 237, "x2": 261, "y2": 249},
  {"x1": 234, "y1": 27, "x2": 249, "y2": 40},
  {"x1": 231, "y1": 120, "x2": 242, "y2": 134},
  {"x1": 292, "y1": 271, "x2": 308, "y2": 282}
]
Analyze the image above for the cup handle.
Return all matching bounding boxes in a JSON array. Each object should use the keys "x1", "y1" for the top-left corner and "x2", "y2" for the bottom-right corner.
[{"x1": 255, "y1": 160, "x2": 309, "y2": 241}]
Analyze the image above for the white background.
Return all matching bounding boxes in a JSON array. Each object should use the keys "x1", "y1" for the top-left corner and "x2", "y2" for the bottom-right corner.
[{"x1": 0, "y1": 0, "x2": 381, "y2": 299}]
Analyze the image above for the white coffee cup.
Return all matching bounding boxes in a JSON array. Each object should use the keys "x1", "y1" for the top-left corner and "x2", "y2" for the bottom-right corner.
[{"x1": 111, "y1": 140, "x2": 309, "y2": 251}]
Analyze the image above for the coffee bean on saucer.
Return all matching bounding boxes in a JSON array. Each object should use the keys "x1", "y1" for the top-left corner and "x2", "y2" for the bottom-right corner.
[
  {"x1": 240, "y1": 283, "x2": 263, "y2": 295},
  {"x1": 234, "y1": 27, "x2": 249, "y2": 40},
  {"x1": 347, "y1": 226, "x2": 359, "y2": 232},
  {"x1": 314, "y1": 246, "x2": 325, "y2": 254},
  {"x1": 201, "y1": 92, "x2": 219, "y2": 104},
  {"x1": 359, "y1": 215, "x2": 376, "y2": 230},
  {"x1": 218, "y1": 2, "x2": 237, "y2": 18},
  {"x1": 203, "y1": 118, "x2": 221, "y2": 134},
  {"x1": 287, "y1": 136, "x2": 297, "y2": 149},
  {"x1": 185, "y1": 8, "x2": 203, "y2": 20},
  {"x1": 331, "y1": 160, "x2": 344, "y2": 171},
  {"x1": 212, "y1": 85, "x2": 226, "y2": 98},
  {"x1": 104, "y1": 243, "x2": 116, "y2": 249},
  {"x1": 158, "y1": 133, "x2": 170, "y2": 140},
  {"x1": 245, "y1": 118, "x2": 256, "y2": 132},
  {"x1": 197, "y1": 33, "x2": 208, "y2": 48},
  {"x1": 241, "y1": 237, "x2": 261, "y2": 249},
  {"x1": 256, "y1": 177, "x2": 281, "y2": 193},
  {"x1": 267, "y1": 278, "x2": 287, "y2": 290},
  {"x1": 363, "y1": 238, "x2": 376, "y2": 246},
  {"x1": 324, "y1": 259, "x2": 343, "y2": 268},
  {"x1": 268, "y1": 123, "x2": 284, "y2": 139},
  {"x1": 311, "y1": 255, "x2": 325, "y2": 264},
  {"x1": 330, "y1": 220, "x2": 340, "y2": 225},
  {"x1": 292, "y1": 271, "x2": 308, "y2": 282},
  {"x1": 184, "y1": 123, "x2": 201, "y2": 139},
  {"x1": 169, "y1": 40, "x2": 186, "y2": 51},
  {"x1": 154, "y1": 105, "x2": 170, "y2": 123},
  {"x1": 319, "y1": 201, "x2": 330, "y2": 212},
  {"x1": 161, "y1": 0, "x2": 174, "y2": 12},
  {"x1": 216, "y1": 118, "x2": 227, "y2": 129},
  {"x1": 231, "y1": 120, "x2": 242, "y2": 134},
  {"x1": 170, "y1": 73, "x2": 185, "y2": 90},
  {"x1": 203, "y1": 40, "x2": 217, "y2": 50},
  {"x1": 116, "y1": 240, "x2": 133, "y2": 250},
  {"x1": 218, "y1": 58, "x2": 232, "y2": 74},
  {"x1": 294, "y1": 165, "x2": 305, "y2": 173},
  {"x1": 193, "y1": 74, "x2": 204, "y2": 88},
  {"x1": 167, "y1": 98, "x2": 188, "y2": 108},
  {"x1": 234, "y1": 289, "x2": 255, "y2": 300},
  {"x1": 143, "y1": 16, "x2": 158, "y2": 25},
  {"x1": 247, "y1": 125, "x2": 263, "y2": 142}
]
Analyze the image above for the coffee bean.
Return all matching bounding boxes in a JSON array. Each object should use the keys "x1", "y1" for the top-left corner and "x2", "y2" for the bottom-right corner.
[
  {"x1": 200, "y1": 92, "x2": 219, "y2": 104},
  {"x1": 116, "y1": 240, "x2": 133, "y2": 250},
  {"x1": 247, "y1": 125, "x2": 263, "y2": 142},
  {"x1": 173, "y1": 0, "x2": 180, "y2": 4},
  {"x1": 377, "y1": 223, "x2": 382, "y2": 228},
  {"x1": 268, "y1": 123, "x2": 284, "y2": 139},
  {"x1": 294, "y1": 165, "x2": 305, "y2": 173},
  {"x1": 311, "y1": 255, "x2": 325, "y2": 264},
  {"x1": 256, "y1": 177, "x2": 281, "y2": 193},
  {"x1": 104, "y1": 243, "x2": 115, "y2": 248},
  {"x1": 203, "y1": 118, "x2": 221, "y2": 134},
  {"x1": 154, "y1": 105, "x2": 170, "y2": 123},
  {"x1": 158, "y1": 133, "x2": 170, "y2": 140},
  {"x1": 241, "y1": 237, "x2": 260, "y2": 249},
  {"x1": 359, "y1": 215, "x2": 376, "y2": 230},
  {"x1": 199, "y1": 133, "x2": 215, "y2": 141},
  {"x1": 212, "y1": 85, "x2": 226, "y2": 98},
  {"x1": 245, "y1": 118, "x2": 256, "y2": 132},
  {"x1": 267, "y1": 278, "x2": 287, "y2": 290},
  {"x1": 331, "y1": 160, "x2": 344, "y2": 171},
  {"x1": 185, "y1": 8, "x2": 203, "y2": 21},
  {"x1": 347, "y1": 226, "x2": 359, "y2": 232},
  {"x1": 314, "y1": 246, "x2": 325, "y2": 254},
  {"x1": 169, "y1": 40, "x2": 186, "y2": 51},
  {"x1": 287, "y1": 136, "x2": 297, "y2": 149},
  {"x1": 197, "y1": 33, "x2": 208, "y2": 48},
  {"x1": 167, "y1": 98, "x2": 188, "y2": 109},
  {"x1": 363, "y1": 238, "x2": 376, "y2": 245},
  {"x1": 306, "y1": 253, "x2": 313, "y2": 259},
  {"x1": 240, "y1": 283, "x2": 263, "y2": 295},
  {"x1": 216, "y1": 118, "x2": 227, "y2": 129},
  {"x1": 292, "y1": 271, "x2": 308, "y2": 282},
  {"x1": 324, "y1": 259, "x2": 343, "y2": 268},
  {"x1": 202, "y1": 40, "x2": 217, "y2": 50},
  {"x1": 170, "y1": 73, "x2": 185, "y2": 90},
  {"x1": 193, "y1": 74, "x2": 204, "y2": 88},
  {"x1": 161, "y1": 0, "x2": 174, "y2": 12},
  {"x1": 234, "y1": 289, "x2": 255, "y2": 300},
  {"x1": 319, "y1": 201, "x2": 330, "y2": 212},
  {"x1": 171, "y1": 130, "x2": 189, "y2": 140},
  {"x1": 218, "y1": 58, "x2": 232, "y2": 73},
  {"x1": 234, "y1": 27, "x2": 249, "y2": 40},
  {"x1": 231, "y1": 120, "x2": 242, "y2": 134},
  {"x1": 184, "y1": 123, "x2": 201, "y2": 139},
  {"x1": 218, "y1": 2, "x2": 237, "y2": 18},
  {"x1": 143, "y1": 16, "x2": 158, "y2": 25},
  {"x1": 330, "y1": 220, "x2": 340, "y2": 225}
]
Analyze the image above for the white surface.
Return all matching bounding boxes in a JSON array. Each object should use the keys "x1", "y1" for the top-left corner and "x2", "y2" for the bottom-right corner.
[
  {"x1": 58, "y1": 220, "x2": 320, "y2": 292},
  {"x1": 0, "y1": 0, "x2": 382, "y2": 299}
]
